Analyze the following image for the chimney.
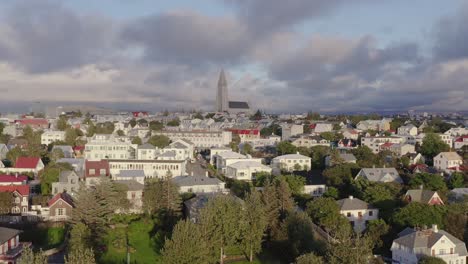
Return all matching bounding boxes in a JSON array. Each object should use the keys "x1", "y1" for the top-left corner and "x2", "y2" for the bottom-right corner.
[
  {"x1": 419, "y1": 184, "x2": 423, "y2": 190},
  {"x1": 383, "y1": 164, "x2": 386, "y2": 168},
  {"x1": 372, "y1": 165, "x2": 375, "y2": 168},
  {"x1": 15, "y1": 172, "x2": 18, "y2": 178},
  {"x1": 349, "y1": 195, "x2": 354, "y2": 200},
  {"x1": 432, "y1": 224, "x2": 438, "y2": 233}
]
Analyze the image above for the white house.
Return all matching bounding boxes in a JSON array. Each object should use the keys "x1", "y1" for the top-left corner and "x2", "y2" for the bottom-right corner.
[
  {"x1": 172, "y1": 175, "x2": 227, "y2": 194},
  {"x1": 433, "y1": 152, "x2": 463, "y2": 173},
  {"x1": 271, "y1": 152, "x2": 311, "y2": 173},
  {"x1": 361, "y1": 136, "x2": 404, "y2": 153},
  {"x1": 153, "y1": 130, "x2": 232, "y2": 149},
  {"x1": 281, "y1": 124, "x2": 303, "y2": 141},
  {"x1": 342, "y1": 129, "x2": 360, "y2": 140},
  {"x1": 356, "y1": 119, "x2": 391, "y2": 131},
  {"x1": 391, "y1": 225, "x2": 467, "y2": 264},
  {"x1": 397, "y1": 124, "x2": 418, "y2": 136},
  {"x1": 337, "y1": 196, "x2": 379, "y2": 233},
  {"x1": 225, "y1": 160, "x2": 272, "y2": 181},
  {"x1": 355, "y1": 167, "x2": 403, "y2": 183},
  {"x1": 85, "y1": 134, "x2": 137, "y2": 160},
  {"x1": 313, "y1": 123, "x2": 333, "y2": 133},
  {"x1": 161, "y1": 139, "x2": 195, "y2": 161},
  {"x1": 41, "y1": 130, "x2": 66, "y2": 145},
  {"x1": 454, "y1": 135, "x2": 468, "y2": 150},
  {"x1": 51, "y1": 171, "x2": 80, "y2": 196},
  {"x1": 291, "y1": 135, "x2": 330, "y2": 148},
  {"x1": 0, "y1": 144, "x2": 9, "y2": 160},
  {"x1": 214, "y1": 151, "x2": 262, "y2": 174},
  {"x1": 379, "y1": 143, "x2": 415, "y2": 156},
  {"x1": 115, "y1": 180, "x2": 144, "y2": 213},
  {"x1": 444, "y1": 127, "x2": 468, "y2": 137},
  {"x1": 108, "y1": 159, "x2": 186, "y2": 179},
  {"x1": 113, "y1": 170, "x2": 146, "y2": 184},
  {"x1": 137, "y1": 144, "x2": 157, "y2": 160}
]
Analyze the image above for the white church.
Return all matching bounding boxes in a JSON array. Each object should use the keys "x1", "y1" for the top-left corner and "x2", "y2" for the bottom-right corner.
[{"x1": 216, "y1": 70, "x2": 251, "y2": 114}]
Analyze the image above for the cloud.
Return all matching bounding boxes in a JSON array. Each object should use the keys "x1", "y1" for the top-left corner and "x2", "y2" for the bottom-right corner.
[
  {"x1": 224, "y1": 0, "x2": 353, "y2": 34},
  {"x1": 0, "y1": 0, "x2": 115, "y2": 73},
  {"x1": 433, "y1": 4, "x2": 468, "y2": 61},
  {"x1": 121, "y1": 11, "x2": 252, "y2": 66}
]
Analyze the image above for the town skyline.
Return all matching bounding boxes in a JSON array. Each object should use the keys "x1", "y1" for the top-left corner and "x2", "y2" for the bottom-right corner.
[{"x1": 0, "y1": 0, "x2": 467, "y2": 112}]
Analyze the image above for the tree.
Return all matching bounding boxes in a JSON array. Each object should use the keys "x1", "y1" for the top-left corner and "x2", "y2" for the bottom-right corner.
[
  {"x1": 352, "y1": 179, "x2": 401, "y2": 204},
  {"x1": 17, "y1": 246, "x2": 47, "y2": 264},
  {"x1": 0, "y1": 192, "x2": 13, "y2": 214},
  {"x1": 57, "y1": 116, "x2": 69, "y2": 131},
  {"x1": 48, "y1": 148, "x2": 64, "y2": 163},
  {"x1": 116, "y1": 129, "x2": 125, "y2": 136},
  {"x1": 409, "y1": 173, "x2": 447, "y2": 192},
  {"x1": 284, "y1": 211, "x2": 318, "y2": 260},
  {"x1": 200, "y1": 195, "x2": 243, "y2": 264},
  {"x1": 86, "y1": 121, "x2": 96, "y2": 137},
  {"x1": 251, "y1": 110, "x2": 263, "y2": 120},
  {"x1": 323, "y1": 187, "x2": 339, "y2": 199},
  {"x1": 242, "y1": 143, "x2": 253, "y2": 155},
  {"x1": 72, "y1": 179, "x2": 129, "y2": 234},
  {"x1": 240, "y1": 190, "x2": 268, "y2": 262},
  {"x1": 148, "y1": 135, "x2": 171, "y2": 148},
  {"x1": 420, "y1": 133, "x2": 450, "y2": 158},
  {"x1": 129, "y1": 119, "x2": 137, "y2": 128},
  {"x1": 167, "y1": 118, "x2": 180, "y2": 127},
  {"x1": 351, "y1": 146, "x2": 378, "y2": 167},
  {"x1": 131, "y1": 136, "x2": 142, "y2": 145},
  {"x1": 162, "y1": 220, "x2": 210, "y2": 264},
  {"x1": 365, "y1": 219, "x2": 389, "y2": 249},
  {"x1": 393, "y1": 203, "x2": 446, "y2": 228},
  {"x1": 306, "y1": 197, "x2": 350, "y2": 235},
  {"x1": 64, "y1": 128, "x2": 79, "y2": 146},
  {"x1": 277, "y1": 141, "x2": 297, "y2": 155},
  {"x1": 149, "y1": 121, "x2": 164, "y2": 131},
  {"x1": 320, "y1": 132, "x2": 341, "y2": 142},
  {"x1": 310, "y1": 146, "x2": 330, "y2": 169},
  {"x1": 326, "y1": 232, "x2": 373, "y2": 264},
  {"x1": 296, "y1": 253, "x2": 324, "y2": 264},
  {"x1": 418, "y1": 256, "x2": 446, "y2": 264},
  {"x1": 6, "y1": 147, "x2": 25, "y2": 166},
  {"x1": 323, "y1": 163, "x2": 359, "y2": 188},
  {"x1": 65, "y1": 245, "x2": 96, "y2": 264},
  {"x1": 69, "y1": 222, "x2": 92, "y2": 249},
  {"x1": 280, "y1": 175, "x2": 306, "y2": 195},
  {"x1": 142, "y1": 178, "x2": 181, "y2": 216},
  {"x1": 447, "y1": 172, "x2": 465, "y2": 189},
  {"x1": 306, "y1": 112, "x2": 321, "y2": 120}
]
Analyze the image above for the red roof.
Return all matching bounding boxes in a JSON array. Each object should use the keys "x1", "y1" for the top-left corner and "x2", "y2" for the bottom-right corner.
[
  {"x1": 73, "y1": 146, "x2": 85, "y2": 152},
  {"x1": 85, "y1": 160, "x2": 110, "y2": 177},
  {"x1": 309, "y1": 124, "x2": 317, "y2": 129},
  {"x1": 381, "y1": 142, "x2": 394, "y2": 148},
  {"x1": 15, "y1": 157, "x2": 40, "y2": 169},
  {"x1": 0, "y1": 185, "x2": 30, "y2": 196},
  {"x1": 48, "y1": 192, "x2": 74, "y2": 207},
  {"x1": 15, "y1": 157, "x2": 41, "y2": 169},
  {"x1": 0, "y1": 175, "x2": 28, "y2": 183},
  {"x1": 229, "y1": 129, "x2": 259, "y2": 135},
  {"x1": 455, "y1": 135, "x2": 468, "y2": 142},
  {"x1": 15, "y1": 119, "x2": 48, "y2": 126},
  {"x1": 132, "y1": 111, "x2": 149, "y2": 117}
]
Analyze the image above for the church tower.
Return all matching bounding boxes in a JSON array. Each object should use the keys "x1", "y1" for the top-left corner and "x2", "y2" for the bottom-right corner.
[{"x1": 216, "y1": 69, "x2": 229, "y2": 112}]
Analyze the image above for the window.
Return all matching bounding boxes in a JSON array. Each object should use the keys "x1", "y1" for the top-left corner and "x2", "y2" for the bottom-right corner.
[
  {"x1": 347, "y1": 212, "x2": 351, "y2": 217},
  {"x1": 57, "y1": 208, "x2": 64, "y2": 216},
  {"x1": 369, "y1": 211, "x2": 373, "y2": 216}
]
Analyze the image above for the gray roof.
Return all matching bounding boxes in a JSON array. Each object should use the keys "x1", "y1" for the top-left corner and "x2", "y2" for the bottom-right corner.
[
  {"x1": 59, "y1": 170, "x2": 79, "y2": 182},
  {"x1": 405, "y1": 190, "x2": 438, "y2": 204},
  {"x1": 138, "y1": 143, "x2": 155, "y2": 150},
  {"x1": 169, "y1": 142, "x2": 188, "y2": 149},
  {"x1": 229, "y1": 101, "x2": 250, "y2": 109},
  {"x1": 356, "y1": 168, "x2": 403, "y2": 183},
  {"x1": 336, "y1": 196, "x2": 374, "y2": 211},
  {"x1": 115, "y1": 180, "x2": 144, "y2": 191},
  {"x1": 0, "y1": 227, "x2": 21, "y2": 244},
  {"x1": 52, "y1": 145, "x2": 73, "y2": 152},
  {"x1": 340, "y1": 153, "x2": 357, "y2": 162},
  {"x1": 394, "y1": 228, "x2": 468, "y2": 257},
  {"x1": 117, "y1": 170, "x2": 145, "y2": 178},
  {"x1": 172, "y1": 175, "x2": 223, "y2": 187}
]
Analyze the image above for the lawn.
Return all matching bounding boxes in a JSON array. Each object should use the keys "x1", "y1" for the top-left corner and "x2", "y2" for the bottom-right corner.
[
  {"x1": 20, "y1": 224, "x2": 66, "y2": 250},
  {"x1": 99, "y1": 218, "x2": 162, "y2": 264}
]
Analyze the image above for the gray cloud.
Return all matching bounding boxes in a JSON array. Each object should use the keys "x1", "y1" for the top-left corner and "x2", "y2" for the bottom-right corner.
[
  {"x1": 121, "y1": 11, "x2": 252, "y2": 66},
  {"x1": 433, "y1": 4, "x2": 468, "y2": 61},
  {"x1": 0, "y1": 0, "x2": 115, "y2": 73}
]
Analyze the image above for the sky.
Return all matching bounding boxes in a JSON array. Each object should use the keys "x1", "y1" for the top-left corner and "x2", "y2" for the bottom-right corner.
[{"x1": 0, "y1": 0, "x2": 467, "y2": 113}]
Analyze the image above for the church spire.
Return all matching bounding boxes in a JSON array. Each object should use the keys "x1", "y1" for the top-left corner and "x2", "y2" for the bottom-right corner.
[{"x1": 216, "y1": 69, "x2": 228, "y2": 112}]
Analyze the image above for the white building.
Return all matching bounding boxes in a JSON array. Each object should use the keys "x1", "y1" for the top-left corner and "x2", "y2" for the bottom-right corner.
[
  {"x1": 113, "y1": 170, "x2": 146, "y2": 184},
  {"x1": 85, "y1": 134, "x2": 137, "y2": 161},
  {"x1": 380, "y1": 143, "x2": 415, "y2": 156},
  {"x1": 271, "y1": 152, "x2": 311, "y2": 173},
  {"x1": 137, "y1": 144, "x2": 157, "y2": 160},
  {"x1": 444, "y1": 127, "x2": 468, "y2": 137},
  {"x1": 361, "y1": 136, "x2": 404, "y2": 153},
  {"x1": 391, "y1": 225, "x2": 467, "y2": 264},
  {"x1": 433, "y1": 152, "x2": 463, "y2": 173},
  {"x1": 115, "y1": 180, "x2": 144, "y2": 213},
  {"x1": 337, "y1": 196, "x2": 378, "y2": 233},
  {"x1": 313, "y1": 123, "x2": 333, "y2": 133},
  {"x1": 172, "y1": 175, "x2": 227, "y2": 194},
  {"x1": 397, "y1": 124, "x2": 418, "y2": 136},
  {"x1": 161, "y1": 139, "x2": 195, "y2": 161},
  {"x1": 214, "y1": 151, "x2": 262, "y2": 174},
  {"x1": 291, "y1": 135, "x2": 330, "y2": 148},
  {"x1": 225, "y1": 160, "x2": 272, "y2": 181},
  {"x1": 356, "y1": 119, "x2": 391, "y2": 131},
  {"x1": 454, "y1": 135, "x2": 468, "y2": 150},
  {"x1": 108, "y1": 159, "x2": 186, "y2": 179},
  {"x1": 281, "y1": 124, "x2": 303, "y2": 141},
  {"x1": 41, "y1": 130, "x2": 66, "y2": 145},
  {"x1": 153, "y1": 130, "x2": 232, "y2": 149}
]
